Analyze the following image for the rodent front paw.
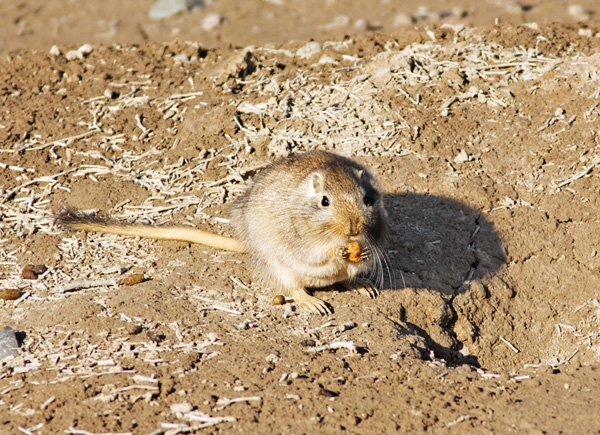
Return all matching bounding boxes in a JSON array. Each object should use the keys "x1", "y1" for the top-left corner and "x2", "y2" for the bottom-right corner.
[
  {"x1": 330, "y1": 246, "x2": 347, "y2": 260},
  {"x1": 343, "y1": 242, "x2": 370, "y2": 262}
]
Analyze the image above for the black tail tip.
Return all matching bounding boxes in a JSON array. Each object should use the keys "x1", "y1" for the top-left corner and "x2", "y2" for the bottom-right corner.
[{"x1": 53, "y1": 207, "x2": 101, "y2": 229}]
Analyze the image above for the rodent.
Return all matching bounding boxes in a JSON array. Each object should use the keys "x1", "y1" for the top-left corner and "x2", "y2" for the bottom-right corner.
[{"x1": 55, "y1": 150, "x2": 389, "y2": 314}]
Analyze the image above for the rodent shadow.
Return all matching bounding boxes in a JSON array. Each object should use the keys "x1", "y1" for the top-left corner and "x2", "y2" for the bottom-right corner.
[{"x1": 384, "y1": 192, "x2": 506, "y2": 296}]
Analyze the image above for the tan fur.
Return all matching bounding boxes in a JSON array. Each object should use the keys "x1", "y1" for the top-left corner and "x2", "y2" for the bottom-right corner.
[
  {"x1": 61, "y1": 220, "x2": 244, "y2": 253},
  {"x1": 56, "y1": 151, "x2": 388, "y2": 315}
]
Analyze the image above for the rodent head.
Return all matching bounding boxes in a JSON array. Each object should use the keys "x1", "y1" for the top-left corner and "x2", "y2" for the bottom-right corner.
[{"x1": 295, "y1": 162, "x2": 388, "y2": 250}]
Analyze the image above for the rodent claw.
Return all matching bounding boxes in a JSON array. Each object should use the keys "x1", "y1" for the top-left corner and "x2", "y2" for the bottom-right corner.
[
  {"x1": 343, "y1": 278, "x2": 380, "y2": 298},
  {"x1": 342, "y1": 245, "x2": 370, "y2": 262},
  {"x1": 291, "y1": 289, "x2": 333, "y2": 315},
  {"x1": 332, "y1": 246, "x2": 347, "y2": 259}
]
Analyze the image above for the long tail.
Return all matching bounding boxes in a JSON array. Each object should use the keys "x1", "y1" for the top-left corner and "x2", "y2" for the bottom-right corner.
[{"x1": 54, "y1": 208, "x2": 245, "y2": 253}]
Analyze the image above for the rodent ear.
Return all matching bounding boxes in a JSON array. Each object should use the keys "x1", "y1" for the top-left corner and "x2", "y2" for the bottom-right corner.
[
  {"x1": 355, "y1": 169, "x2": 369, "y2": 182},
  {"x1": 310, "y1": 172, "x2": 325, "y2": 193}
]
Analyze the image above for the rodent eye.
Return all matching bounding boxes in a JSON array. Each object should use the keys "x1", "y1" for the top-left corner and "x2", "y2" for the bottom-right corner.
[
  {"x1": 363, "y1": 187, "x2": 379, "y2": 206},
  {"x1": 321, "y1": 196, "x2": 330, "y2": 207}
]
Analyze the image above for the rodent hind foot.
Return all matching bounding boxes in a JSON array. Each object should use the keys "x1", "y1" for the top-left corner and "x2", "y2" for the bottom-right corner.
[
  {"x1": 342, "y1": 278, "x2": 380, "y2": 298},
  {"x1": 289, "y1": 288, "x2": 333, "y2": 315}
]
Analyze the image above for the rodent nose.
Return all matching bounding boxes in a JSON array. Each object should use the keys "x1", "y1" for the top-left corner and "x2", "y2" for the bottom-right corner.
[{"x1": 348, "y1": 218, "x2": 361, "y2": 237}]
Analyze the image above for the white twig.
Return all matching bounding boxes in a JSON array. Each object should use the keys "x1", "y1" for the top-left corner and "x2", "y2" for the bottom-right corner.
[
  {"x1": 40, "y1": 396, "x2": 56, "y2": 410},
  {"x1": 213, "y1": 396, "x2": 262, "y2": 411},
  {"x1": 168, "y1": 91, "x2": 204, "y2": 99},
  {"x1": 556, "y1": 157, "x2": 600, "y2": 187},
  {"x1": 182, "y1": 411, "x2": 235, "y2": 424},
  {"x1": 1, "y1": 169, "x2": 78, "y2": 203},
  {"x1": 66, "y1": 428, "x2": 132, "y2": 435},
  {"x1": 34, "y1": 130, "x2": 100, "y2": 151},
  {"x1": 499, "y1": 336, "x2": 520, "y2": 353},
  {"x1": 135, "y1": 114, "x2": 149, "y2": 140},
  {"x1": 58, "y1": 278, "x2": 118, "y2": 293},
  {"x1": 446, "y1": 415, "x2": 475, "y2": 427},
  {"x1": 306, "y1": 339, "x2": 357, "y2": 356},
  {"x1": 193, "y1": 296, "x2": 242, "y2": 315}
]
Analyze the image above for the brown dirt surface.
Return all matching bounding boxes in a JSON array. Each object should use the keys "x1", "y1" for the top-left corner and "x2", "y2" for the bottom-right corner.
[{"x1": 2, "y1": 1, "x2": 600, "y2": 434}]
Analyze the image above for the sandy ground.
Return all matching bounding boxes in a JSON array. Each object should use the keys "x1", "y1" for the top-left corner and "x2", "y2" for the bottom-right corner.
[{"x1": 2, "y1": 1, "x2": 600, "y2": 434}]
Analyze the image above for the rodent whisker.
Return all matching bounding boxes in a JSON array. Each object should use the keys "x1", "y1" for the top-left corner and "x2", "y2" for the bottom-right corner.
[
  {"x1": 377, "y1": 242, "x2": 395, "y2": 289},
  {"x1": 364, "y1": 234, "x2": 393, "y2": 290}
]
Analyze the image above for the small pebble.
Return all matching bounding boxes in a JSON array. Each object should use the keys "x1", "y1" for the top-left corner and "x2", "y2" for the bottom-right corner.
[
  {"x1": 202, "y1": 13, "x2": 222, "y2": 31},
  {"x1": 342, "y1": 321, "x2": 357, "y2": 331},
  {"x1": 49, "y1": 45, "x2": 61, "y2": 56},
  {"x1": 296, "y1": 41, "x2": 322, "y2": 58},
  {"x1": 353, "y1": 18, "x2": 370, "y2": 32},
  {"x1": 172, "y1": 54, "x2": 190, "y2": 63},
  {"x1": 170, "y1": 402, "x2": 193, "y2": 414},
  {"x1": 265, "y1": 353, "x2": 280, "y2": 363},
  {"x1": 104, "y1": 89, "x2": 118, "y2": 99},
  {"x1": 318, "y1": 55, "x2": 336, "y2": 64},
  {"x1": 65, "y1": 50, "x2": 82, "y2": 61},
  {"x1": 300, "y1": 339, "x2": 316, "y2": 347},
  {"x1": 568, "y1": 4, "x2": 592, "y2": 21},
  {"x1": 319, "y1": 388, "x2": 339, "y2": 397},
  {"x1": 126, "y1": 324, "x2": 143, "y2": 335},
  {"x1": 78, "y1": 44, "x2": 93, "y2": 55},
  {"x1": 66, "y1": 44, "x2": 93, "y2": 61},
  {"x1": 394, "y1": 13, "x2": 412, "y2": 27},
  {"x1": 454, "y1": 149, "x2": 472, "y2": 164},
  {"x1": 149, "y1": 0, "x2": 184, "y2": 19}
]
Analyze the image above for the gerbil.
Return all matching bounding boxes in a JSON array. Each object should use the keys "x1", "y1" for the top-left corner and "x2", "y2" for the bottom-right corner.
[{"x1": 56, "y1": 150, "x2": 389, "y2": 314}]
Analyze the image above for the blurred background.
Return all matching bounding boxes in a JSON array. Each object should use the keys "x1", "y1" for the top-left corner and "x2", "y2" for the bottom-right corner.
[{"x1": 2, "y1": 0, "x2": 599, "y2": 55}]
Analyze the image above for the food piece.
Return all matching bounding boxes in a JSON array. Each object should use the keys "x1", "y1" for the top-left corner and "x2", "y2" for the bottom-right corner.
[
  {"x1": 0, "y1": 289, "x2": 22, "y2": 300},
  {"x1": 346, "y1": 241, "x2": 361, "y2": 262},
  {"x1": 272, "y1": 295, "x2": 286, "y2": 305},
  {"x1": 22, "y1": 264, "x2": 47, "y2": 280},
  {"x1": 120, "y1": 273, "x2": 145, "y2": 286}
]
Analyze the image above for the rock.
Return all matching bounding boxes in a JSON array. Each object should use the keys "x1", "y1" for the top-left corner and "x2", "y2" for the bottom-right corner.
[
  {"x1": 318, "y1": 55, "x2": 336, "y2": 64},
  {"x1": 394, "y1": 13, "x2": 412, "y2": 27},
  {"x1": 0, "y1": 327, "x2": 19, "y2": 360},
  {"x1": 296, "y1": 41, "x2": 322, "y2": 58},
  {"x1": 65, "y1": 44, "x2": 93, "y2": 61},
  {"x1": 150, "y1": 0, "x2": 188, "y2": 19},
  {"x1": 49, "y1": 45, "x2": 61, "y2": 56},
  {"x1": 149, "y1": 0, "x2": 208, "y2": 19},
  {"x1": 568, "y1": 4, "x2": 592, "y2": 21},
  {"x1": 170, "y1": 402, "x2": 193, "y2": 414},
  {"x1": 353, "y1": 19, "x2": 369, "y2": 32},
  {"x1": 202, "y1": 13, "x2": 222, "y2": 31}
]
